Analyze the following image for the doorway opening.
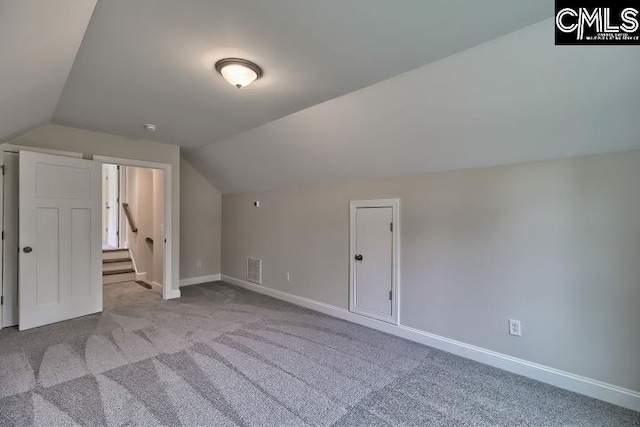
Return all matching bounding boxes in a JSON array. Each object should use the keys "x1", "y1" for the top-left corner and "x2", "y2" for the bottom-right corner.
[
  {"x1": 349, "y1": 199, "x2": 400, "y2": 325},
  {"x1": 101, "y1": 163, "x2": 165, "y2": 306},
  {"x1": 0, "y1": 147, "x2": 174, "y2": 331}
]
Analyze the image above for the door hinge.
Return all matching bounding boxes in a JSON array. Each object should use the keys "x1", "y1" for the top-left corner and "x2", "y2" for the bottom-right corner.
[
  {"x1": 1, "y1": 165, "x2": 4, "y2": 175},
  {"x1": 389, "y1": 290, "x2": 392, "y2": 300},
  {"x1": 1, "y1": 296, "x2": 3, "y2": 305},
  {"x1": 1, "y1": 230, "x2": 4, "y2": 240},
  {"x1": 390, "y1": 222, "x2": 393, "y2": 232}
]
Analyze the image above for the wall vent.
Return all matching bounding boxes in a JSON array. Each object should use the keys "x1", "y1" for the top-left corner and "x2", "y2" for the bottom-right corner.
[{"x1": 247, "y1": 258, "x2": 262, "y2": 284}]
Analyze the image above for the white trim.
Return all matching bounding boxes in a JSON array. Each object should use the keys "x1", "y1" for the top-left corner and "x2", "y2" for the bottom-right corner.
[
  {"x1": 0, "y1": 145, "x2": 84, "y2": 329},
  {"x1": 180, "y1": 274, "x2": 222, "y2": 287},
  {"x1": 0, "y1": 144, "x2": 83, "y2": 158},
  {"x1": 0, "y1": 149, "x2": 4, "y2": 328},
  {"x1": 151, "y1": 281, "x2": 162, "y2": 289},
  {"x1": 128, "y1": 248, "x2": 141, "y2": 278},
  {"x1": 135, "y1": 272, "x2": 147, "y2": 281},
  {"x1": 93, "y1": 155, "x2": 173, "y2": 302},
  {"x1": 167, "y1": 289, "x2": 181, "y2": 299},
  {"x1": 349, "y1": 198, "x2": 400, "y2": 325},
  {"x1": 221, "y1": 274, "x2": 640, "y2": 412}
]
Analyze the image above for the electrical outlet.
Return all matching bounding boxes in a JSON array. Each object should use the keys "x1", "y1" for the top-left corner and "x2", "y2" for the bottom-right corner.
[
  {"x1": 286, "y1": 272, "x2": 290, "y2": 282},
  {"x1": 509, "y1": 319, "x2": 522, "y2": 337},
  {"x1": 196, "y1": 259, "x2": 203, "y2": 269}
]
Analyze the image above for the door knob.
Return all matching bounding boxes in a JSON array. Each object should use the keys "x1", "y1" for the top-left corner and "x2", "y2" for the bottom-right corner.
[
  {"x1": 354, "y1": 254, "x2": 363, "y2": 261},
  {"x1": 23, "y1": 246, "x2": 33, "y2": 253}
]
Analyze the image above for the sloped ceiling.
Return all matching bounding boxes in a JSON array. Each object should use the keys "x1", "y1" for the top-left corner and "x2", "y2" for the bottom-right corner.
[
  {"x1": 5, "y1": 2, "x2": 639, "y2": 195},
  {"x1": 186, "y1": 19, "x2": 640, "y2": 193},
  {"x1": 0, "y1": 0, "x2": 96, "y2": 142},
  {"x1": 52, "y1": 0, "x2": 551, "y2": 147}
]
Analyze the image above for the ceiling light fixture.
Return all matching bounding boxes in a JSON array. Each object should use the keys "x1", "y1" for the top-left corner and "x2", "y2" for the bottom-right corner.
[
  {"x1": 215, "y1": 58, "x2": 263, "y2": 89},
  {"x1": 144, "y1": 123, "x2": 157, "y2": 132}
]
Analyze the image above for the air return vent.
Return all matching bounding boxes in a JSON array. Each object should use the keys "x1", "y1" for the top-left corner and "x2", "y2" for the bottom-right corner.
[{"x1": 247, "y1": 258, "x2": 262, "y2": 284}]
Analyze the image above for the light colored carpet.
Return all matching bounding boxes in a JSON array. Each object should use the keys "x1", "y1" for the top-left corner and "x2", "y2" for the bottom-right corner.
[{"x1": 0, "y1": 281, "x2": 638, "y2": 426}]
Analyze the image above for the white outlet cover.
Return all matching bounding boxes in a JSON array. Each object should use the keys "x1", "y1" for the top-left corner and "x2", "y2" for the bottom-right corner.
[{"x1": 509, "y1": 319, "x2": 522, "y2": 336}]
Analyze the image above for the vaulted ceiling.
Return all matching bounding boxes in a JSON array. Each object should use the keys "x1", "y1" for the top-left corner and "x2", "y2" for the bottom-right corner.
[
  {"x1": 53, "y1": 0, "x2": 552, "y2": 147},
  {"x1": 0, "y1": 0, "x2": 96, "y2": 142},
  {"x1": 3, "y1": 1, "x2": 640, "y2": 193},
  {"x1": 188, "y1": 19, "x2": 640, "y2": 193}
]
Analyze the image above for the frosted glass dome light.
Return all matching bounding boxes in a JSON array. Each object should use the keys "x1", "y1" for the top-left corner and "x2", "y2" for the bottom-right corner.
[{"x1": 215, "y1": 58, "x2": 263, "y2": 89}]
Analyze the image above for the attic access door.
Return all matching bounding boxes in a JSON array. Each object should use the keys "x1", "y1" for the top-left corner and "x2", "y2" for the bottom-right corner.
[
  {"x1": 349, "y1": 199, "x2": 400, "y2": 325},
  {"x1": 19, "y1": 151, "x2": 102, "y2": 330}
]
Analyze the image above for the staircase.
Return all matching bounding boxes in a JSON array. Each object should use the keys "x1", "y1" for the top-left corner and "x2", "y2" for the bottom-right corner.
[{"x1": 102, "y1": 249, "x2": 136, "y2": 284}]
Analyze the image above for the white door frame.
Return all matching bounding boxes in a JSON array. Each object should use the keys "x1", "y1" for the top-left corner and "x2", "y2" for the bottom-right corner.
[
  {"x1": 102, "y1": 164, "x2": 120, "y2": 248},
  {"x1": 0, "y1": 144, "x2": 83, "y2": 329},
  {"x1": 349, "y1": 198, "x2": 401, "y2": 325},
  {"x1": 93, "y1": 155, "x2": 173, "y2": 301}
]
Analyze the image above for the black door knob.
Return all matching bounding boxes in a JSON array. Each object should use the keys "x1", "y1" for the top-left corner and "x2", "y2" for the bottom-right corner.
[
  {"x1": 354, "y1": 254, "x2": 363, "y2": 261},
  {"x1": 23, "y1": 246, "x2": 33, "y2": 253}
]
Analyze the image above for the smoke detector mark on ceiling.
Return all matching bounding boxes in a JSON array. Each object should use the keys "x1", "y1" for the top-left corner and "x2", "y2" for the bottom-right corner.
[{"x1": 144, "y1": 123, "x2": 157, "y2": 132}]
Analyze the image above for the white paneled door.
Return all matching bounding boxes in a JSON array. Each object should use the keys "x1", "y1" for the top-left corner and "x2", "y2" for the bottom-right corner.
[
  {"x1": 350, "y1": 199, "x2": 400, "y2": 324},
  {"x1": 19, "y1": 151, "x2": 102, "y2": 330}
]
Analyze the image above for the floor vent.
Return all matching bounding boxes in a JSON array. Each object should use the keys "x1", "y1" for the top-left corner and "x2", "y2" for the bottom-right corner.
[{"x1": 247, "y1": 258, "x2": 262, "y2": 284}]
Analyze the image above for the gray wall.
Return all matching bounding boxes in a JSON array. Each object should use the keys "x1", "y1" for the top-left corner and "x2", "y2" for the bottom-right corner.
[
  {"x1": 222, "y1": 150, "x2": 640, "y2": 392},
  {"x1": 124, "y1": 166, "x2": 154, "y2": 279},
  {"x1": 180, "y1": 157, "x2": 221, "y2": 279},
  {"x1": 124, "y1": 167, "x2": 165, "y2": 285},
  {"x1": 152, "y1": 169, "x2": 165, "y2": 285}
]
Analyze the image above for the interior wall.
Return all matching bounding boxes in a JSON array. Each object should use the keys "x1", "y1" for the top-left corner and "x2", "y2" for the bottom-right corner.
[
  {"x1": 180, "y1": 157, "x2": 222, "y2": 279},
  {"x1": 222, "y1": 150, "x2": 640, "y2": 393},
  {"x1": 152, "y1": 169, "x2": 165, "y2": 285},
  {"x1": 124, "y1": 166, "x2": 154, "y2": 280},
  {"x1": 7, "y1": 124, "x2": 182, "y2": 292}
]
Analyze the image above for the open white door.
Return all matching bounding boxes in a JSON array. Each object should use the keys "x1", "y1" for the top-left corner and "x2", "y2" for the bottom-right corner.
[{"x1": 19, "y1": 151, "x2": 102, "y2": 330}]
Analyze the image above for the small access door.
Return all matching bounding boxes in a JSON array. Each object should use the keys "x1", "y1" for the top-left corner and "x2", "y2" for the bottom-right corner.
[
  {"x1": 19, "y1": 151, "x2": 102, "y2": 330},
  {"x1": 350, "y1": 199, "x2": 399, "y2": 324}
]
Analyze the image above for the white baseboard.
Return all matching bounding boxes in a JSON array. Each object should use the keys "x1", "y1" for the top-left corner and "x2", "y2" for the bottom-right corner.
[
  {"x1": 179, "y1": 274, "x2": 222, "y2": 287},
  {"x1": 151, "y1": 281, "x2": 162, "y2": 289},
  {"x1": 166, "y1": 289, "x2": 181, "y2": 299},
  {"x1": 136, "y1": 272, "x2": 147, "y2": 281},
  {"x1": 221, "y1": 274, "x2": 640, "y2": 412}
]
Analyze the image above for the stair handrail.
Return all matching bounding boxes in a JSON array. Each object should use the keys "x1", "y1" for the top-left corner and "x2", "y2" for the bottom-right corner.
[{"x1": 121, "y1": 202, "x2": 138, "y2": 233}]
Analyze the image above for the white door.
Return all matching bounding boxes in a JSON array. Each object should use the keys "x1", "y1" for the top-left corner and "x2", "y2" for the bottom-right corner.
[
  {"x1": 103, "y1": 164, "x2": 119, "y2": 248},
  {"x1": 19, "y1": 151, "x2": 102, "y2": 330},
  {"x1": 350, "y1": 200, "x2": 399, "y2": 324},
  {"x1": 2, "y1": 153, "x2": 19, "y2": 327}
]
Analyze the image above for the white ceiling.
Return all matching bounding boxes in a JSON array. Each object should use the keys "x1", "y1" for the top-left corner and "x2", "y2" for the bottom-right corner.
[
  {"x1": 186, "y1": 19, "x2": 640, "y2": 193},
  {"x1": 5, "y1": 2, "x2": 638, "y2": 195},
  {"x1": 0, "y1": 0, "x2": 96, "y2": 143},
  {"x1": 52, "y1": 0, "x2": 552, "y2": 147}
]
